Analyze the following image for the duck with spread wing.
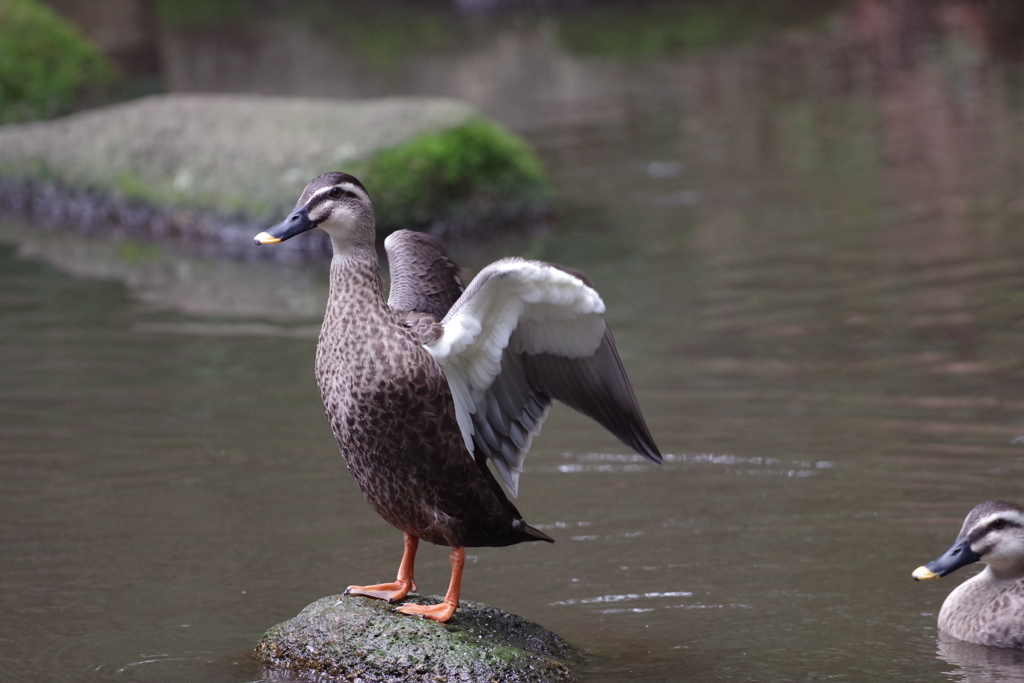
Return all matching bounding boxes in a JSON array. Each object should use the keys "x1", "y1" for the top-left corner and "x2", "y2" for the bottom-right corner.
[{"x1": 255, "y1": 172, "x2": 661, "y2": 623}]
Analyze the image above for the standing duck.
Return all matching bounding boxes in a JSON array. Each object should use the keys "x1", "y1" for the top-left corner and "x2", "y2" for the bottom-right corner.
[
  {"x1": 913, "y1": 500, "x2": 1024, "y2": 647},
  {"x1": 254, "y1": 172, "x2": 661, "y2": 622}
]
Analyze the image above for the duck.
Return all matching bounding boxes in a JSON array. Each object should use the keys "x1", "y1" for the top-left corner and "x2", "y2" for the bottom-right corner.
[
  {"x1": 254, "y1": 172, "x2": 661, "y2": 623},
  {"x1": 913, "y1": 500, "x2": 1024, "y2": 648}
]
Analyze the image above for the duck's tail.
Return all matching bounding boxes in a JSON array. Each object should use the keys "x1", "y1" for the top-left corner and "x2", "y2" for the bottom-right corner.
[{"x1": 521, "y1": 523, "x2": 555, "y2": 543}]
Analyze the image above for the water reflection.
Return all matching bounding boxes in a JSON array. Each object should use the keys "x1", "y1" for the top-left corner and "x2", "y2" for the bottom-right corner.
[
  {"x1": 939, "y1": 635, "x2": 1024, "y2": 683},
  {"x1": 0, "y1": 223, "x2": 328, "y2": 320}
]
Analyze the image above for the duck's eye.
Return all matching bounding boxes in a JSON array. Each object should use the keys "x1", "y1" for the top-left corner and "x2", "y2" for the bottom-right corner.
[
  {"x1": 992, "y1": 519, "x2": 1006, "y2": 530},
  {"x1": 329, "y1": 188, "x2": 343, "y2": 199}
]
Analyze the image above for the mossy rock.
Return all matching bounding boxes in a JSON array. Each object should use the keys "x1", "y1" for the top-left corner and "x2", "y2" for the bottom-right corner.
[
  {"x1": 357, "y1": 118, "x2": 550, "y2": 234},
  {"x1": 255, "y1": 594, "x2": 584, "y2": 682},
  {"x1": 0, "y1": 93, "x2": 549, "y2": 240},
  {"x1": 0, "y1": 0, "x2": 116, "y2": 123}
]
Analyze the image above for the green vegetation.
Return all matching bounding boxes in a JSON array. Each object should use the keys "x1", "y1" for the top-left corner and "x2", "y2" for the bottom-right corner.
[
  {"x1": 153, "y1": 0, "x2": 459, "y2": 67},
  {"x1": 0, "y1": 0, "x2": 116, "y2": 123},
  {"x1": 557, "y1": 0, "x2": 845, "y2": 59},
  {"x1": 312, "y1": 1, "x2": 457, "y2": 70},
  {"x1": 358, "y1": 118, "x2": 551, "y2": 234},
  {"x1": 151, "y1": 0, "x2": 249, "y2": 29}
]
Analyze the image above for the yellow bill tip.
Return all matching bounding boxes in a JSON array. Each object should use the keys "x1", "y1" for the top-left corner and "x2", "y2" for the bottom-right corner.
[
  {"x1": 254, "y1": 231, "x2": 281, "y2": 245},
  {"x1": 913, "y1": 565, "x2": 940, "y2": 581}
]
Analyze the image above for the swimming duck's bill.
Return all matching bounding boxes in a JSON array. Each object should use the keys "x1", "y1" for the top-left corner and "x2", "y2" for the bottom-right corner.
[
  {"x1": 254, "y1": 206, "x2": 318, "y2": 245},
  {"x1": 912, "y1": 537, "x2": 981, "y2": 581}
]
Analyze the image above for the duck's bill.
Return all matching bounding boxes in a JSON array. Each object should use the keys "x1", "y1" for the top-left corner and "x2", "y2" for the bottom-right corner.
[
  {"x1": 254, "y1": 206, "x2": 316, "y2": 245},
  {"x1": 253, "y1": 231, "x2": 281, "y2": 244},
  {"x1": 912, "y1": 537, "x2": 981, "y2": 580}
]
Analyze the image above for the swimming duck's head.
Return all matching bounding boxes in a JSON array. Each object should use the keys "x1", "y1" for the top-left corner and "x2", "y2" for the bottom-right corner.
[{"x1": 914, "y1": 500, "x2": 1024, "y2": 581}]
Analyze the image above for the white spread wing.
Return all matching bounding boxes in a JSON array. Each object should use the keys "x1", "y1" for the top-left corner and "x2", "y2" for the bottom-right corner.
[{"x1": 425, "y1": 258, "x2": 608, "y2": 496}]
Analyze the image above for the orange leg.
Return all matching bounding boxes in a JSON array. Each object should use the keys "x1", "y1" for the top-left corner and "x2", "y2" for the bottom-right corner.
[
  {"x1": 344, "y1": 533, "x2": 419, "y2": 602},
  {"x1": 395, "y1": 547, "x2": 464, "y2": 623}
]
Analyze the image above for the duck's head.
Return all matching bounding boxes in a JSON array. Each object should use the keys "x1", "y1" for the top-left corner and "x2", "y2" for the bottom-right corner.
[
  {"x1": 913, "y1": 500, "x2": 1024, "y2": 581},
  {"x1": 254, "y1": 172, "x2": 374, "y2": 252}
]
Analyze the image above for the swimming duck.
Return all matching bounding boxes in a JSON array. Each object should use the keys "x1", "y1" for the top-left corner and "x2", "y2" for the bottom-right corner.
[
  {"x1": 913, "y1": 500, "x2": 1024, "y2": 647},
  {"x1": 254, "y1": 172, "x2": 661, "y2": 622}
]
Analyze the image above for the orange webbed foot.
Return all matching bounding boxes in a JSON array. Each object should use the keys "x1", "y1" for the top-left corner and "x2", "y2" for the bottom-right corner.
[
  {"x1": 344, "y1": 579, "x2": 415, "y2": 603},
  {"x1": 345, "y1": 533, "x2": 419, "y2": 603},
  {"x1": 394, "y1": 600, "x2": 457, "y2": 623},
  {"x1": 394, "y1": 547, "x2": 464, "y2": 623}
]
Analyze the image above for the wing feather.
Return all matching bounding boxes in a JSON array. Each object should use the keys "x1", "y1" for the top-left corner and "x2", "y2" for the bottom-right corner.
[
  {"x1": 384, "y1": 230, "x2": 463, "y2": 319},
  {"x1": 425, "y1": 258, "x2": 660, "y2": 497}
]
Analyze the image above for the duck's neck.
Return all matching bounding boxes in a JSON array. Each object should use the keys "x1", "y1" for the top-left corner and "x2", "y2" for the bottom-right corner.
[
  {"x1": 982, "y1": 559, "x2": 1024, "y2": 583},
  {"x1": 321, "y1": 243, "x2": 394, "y2": 336}
]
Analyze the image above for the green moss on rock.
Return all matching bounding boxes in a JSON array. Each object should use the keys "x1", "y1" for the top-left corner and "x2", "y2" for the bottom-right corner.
[
  {"x1": 0, "y1": 0, "x2": 116, "y2": 123},
  {"x1": 255, "y1": 594, "x2": 584, "y2": 683},
  {"x1": 358, "y1": 117, "x2": 551, "y2": 235}
]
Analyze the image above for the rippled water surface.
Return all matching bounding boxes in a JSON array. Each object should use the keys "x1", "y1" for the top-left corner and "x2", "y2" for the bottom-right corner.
[{"x1": 6, "y1": 1, "x2": 1024, "y2": 681}]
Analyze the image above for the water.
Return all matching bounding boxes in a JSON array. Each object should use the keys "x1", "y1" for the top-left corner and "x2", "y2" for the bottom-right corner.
[{"x1": 5, "y1": 1, "x2": 1024, "y2": 681}]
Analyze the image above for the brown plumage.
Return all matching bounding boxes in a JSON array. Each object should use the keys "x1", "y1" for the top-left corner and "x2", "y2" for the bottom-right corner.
[{"x1": 255, "y1": 172, "x2": 660, "y2": 622}]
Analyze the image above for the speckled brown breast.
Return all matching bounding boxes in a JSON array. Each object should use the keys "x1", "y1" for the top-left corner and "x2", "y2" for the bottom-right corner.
[{"x1": 315, "y1": 253, "x2": 536, "y2": 549}]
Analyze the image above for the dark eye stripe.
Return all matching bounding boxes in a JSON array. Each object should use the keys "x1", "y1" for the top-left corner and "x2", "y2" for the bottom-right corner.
[
  {"x1": 320, "y1": 185, "x2": 361, "y2": 202},
  {"x1": 305, "y1": 183, "x2": 367, "y2": 217},
  {"x1": 310, "y1": 190, "x2": 349, "y2": 210},
  {"x1": 970, "y1": 519, "x2": 1019, "y2": 543}
]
